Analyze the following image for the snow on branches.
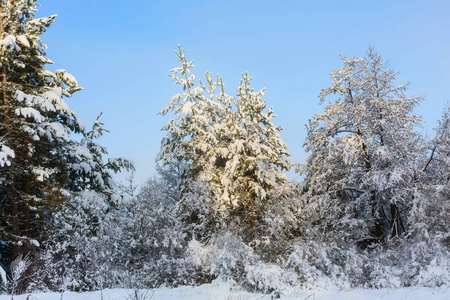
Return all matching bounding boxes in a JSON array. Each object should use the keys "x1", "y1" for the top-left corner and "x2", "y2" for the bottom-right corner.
[{"x1": 158, "y1": 46, "x2": 292, "y2": 234}]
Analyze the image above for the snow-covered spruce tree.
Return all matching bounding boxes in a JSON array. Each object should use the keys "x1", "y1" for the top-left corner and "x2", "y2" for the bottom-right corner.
[
  {"x1": 301, "y1": 48, "x2": 423, "y2": 244},
  {"x1": 0, "y1": 0, "x2": 134, "y2": 291},
  {"x1": 158, "y1": 47, "x2": 292, "y2": 243},
  {"x1": 0, "y1": 0, "x2": 86, "y2": 257}
]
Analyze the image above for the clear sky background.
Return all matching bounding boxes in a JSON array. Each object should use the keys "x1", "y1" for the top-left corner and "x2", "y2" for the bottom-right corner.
[{"x1": 36, "y1": 0, "x2": 450, "y2": 185}]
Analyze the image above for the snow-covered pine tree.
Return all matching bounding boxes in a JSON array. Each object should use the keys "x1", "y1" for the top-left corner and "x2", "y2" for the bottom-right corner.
[
  {"x1": 64, "y1": 112, "x2": 134, "y2": 197},
  {"x1": 302, "y1": 48, "x2": 423, "y2": 243},
  {"x1": 158, "y1": 47, "x2": 292, "y2": 240},
  {"x1": 0, "y1": 0, "x2": 134, "y2": 261},
  {"x1": 221, "y1": 72, "x2": 291, "y2": 236},
  {"x1": 0, "y1": 0, "x2": 85, "y2": 256}
]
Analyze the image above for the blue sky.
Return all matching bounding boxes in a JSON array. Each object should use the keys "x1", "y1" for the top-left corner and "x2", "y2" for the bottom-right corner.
[{"x1": 37, "y1": 0, "x2": 450, "y2": 184}]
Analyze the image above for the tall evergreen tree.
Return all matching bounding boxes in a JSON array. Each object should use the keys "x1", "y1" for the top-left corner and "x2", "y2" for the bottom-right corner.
[
  {"x1": 158, "y1": 47, "x2": 291, "y2": 237},
  {"x1": 0, "y1": 0, "x2": 133, "y2": 259},
  {"x1": 0, "y1": 0, "x2": 82, "y2": 256}
]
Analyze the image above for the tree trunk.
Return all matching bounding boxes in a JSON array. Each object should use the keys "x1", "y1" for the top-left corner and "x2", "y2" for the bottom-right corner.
[
  {"x1": 23, "y1": 181, "x2": 31, "y2": 237},
  {"x1": 10, "y1": 182, "x2": 21, "y2": 258},
  {"x1": 246, "y1": 176, "x2": 254, "y2": 228},
  {"x1": 390, "y1": 203, "x2": 398, "y2": 238},
  {"x1": 1, "y1": 0, "x2": 9, "y2": 108}
]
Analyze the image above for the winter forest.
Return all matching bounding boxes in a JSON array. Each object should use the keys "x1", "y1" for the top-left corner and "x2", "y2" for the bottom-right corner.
[{"x1": 0, "y1": 1, "x2": 449, "y2": 299}]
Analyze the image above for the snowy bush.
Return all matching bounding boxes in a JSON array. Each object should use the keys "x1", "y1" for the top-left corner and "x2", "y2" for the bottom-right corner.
[
  {"x1": 9, "y1": 254, "x2": 32, "y2": 297},
  {"x1": 416, "y1": 256, "x2": 450, "y2": 287},
  {"x1": 360, "y1": 239, "x2": 449, "y2": 288},
  {"x1": 243, "y1": 182, "x2": 300, "y2": 261},
  {"x1": 284, "y1": 242, "x2": 343, "y2": 289},
  {"x1": 245, "y1": 262, "x2": 297, "y2": 293},
  {"x1": 187, "y1": 232, "x2": 256, "y2": 283},
  {"x1": 122, "y1": 177, "x2": 197, "y2": 288},
  {"x1": 186, "y1": 231, "x2": 298, "y2": 293},
  {"x1": 36, "y1": 191, "x2": 129, "y2": 291},
  {"x1": 177, "y1": 179, "x2": 217, "y2": 240},
  {"x1": 282, "y1": 235, "x2": 450, "y2": 289}
]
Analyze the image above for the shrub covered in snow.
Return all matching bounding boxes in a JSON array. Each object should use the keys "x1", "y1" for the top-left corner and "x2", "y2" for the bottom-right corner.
[
  {"x1": 122, "y1": 178, "x2": 197, "y2": 288},
  {"x1": 35, "y1": 191, "x2": 128, "y2": 291}
]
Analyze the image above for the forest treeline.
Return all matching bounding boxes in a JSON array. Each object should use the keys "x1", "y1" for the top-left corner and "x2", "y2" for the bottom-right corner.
[{"x1": 0, "y1": 1, "x2": 448, "y2": 295}]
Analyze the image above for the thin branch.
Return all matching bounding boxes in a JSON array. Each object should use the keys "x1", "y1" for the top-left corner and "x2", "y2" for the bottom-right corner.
[{"x1": 422, "y1": 146, "x2": 436, "y2": 172}]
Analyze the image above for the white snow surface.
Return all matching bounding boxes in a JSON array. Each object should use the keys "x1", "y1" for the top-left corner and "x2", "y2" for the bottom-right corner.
[{"x1": 0, "y1": 279, "x2": 448, "y2": 300}]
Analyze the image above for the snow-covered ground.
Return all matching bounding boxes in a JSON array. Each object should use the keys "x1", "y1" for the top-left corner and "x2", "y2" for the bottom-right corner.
[{"x1": 1, "y1": 280, "x2": 448, "y2": 300}]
